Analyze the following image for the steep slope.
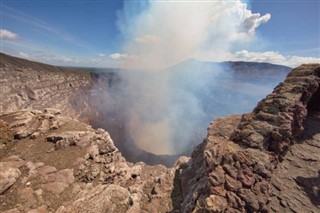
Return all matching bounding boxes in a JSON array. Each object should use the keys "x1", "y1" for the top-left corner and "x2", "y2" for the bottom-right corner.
[
  {"x1": 0, "y1": 52, "x2": 123, "y2": 125},
  {"x1": 0, "y1": 52, "x2": 92, "y2": 118},
  {"x1": 179, "y1": 64, "x2": 320, "y2": 212}
]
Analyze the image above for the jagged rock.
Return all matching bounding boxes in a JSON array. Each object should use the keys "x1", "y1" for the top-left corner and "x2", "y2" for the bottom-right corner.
[
  {"x1": 232, "y1": 64, "x2": 320, "y2": 158},
  {"x1": 0, "y1": 156, "x2": 25, "y2": 194},
  {"x1": 0, "y1": 106, "x2": 177, "y2": 212},
  {"x1": 225, "y1": 174, "x2": 242, "y2": 192},
  {"x1": 204, "y1": 195, "x2": 228, "y2": 212},
  {"x1": 179, "y1": 64, "x2": 320, "y2": 212},
  {"x1": 0, "y1": 166, "x2": 21, "y2": 194},
  {"x1": 130, "y1": 165, "x2": 141, "y2": 179},
  {"x1": 209, "y1": 166, "x2": 225, "y2": 186},
  {"x1": 173, "y1": 156, "x2": 190, "y2": 169}
]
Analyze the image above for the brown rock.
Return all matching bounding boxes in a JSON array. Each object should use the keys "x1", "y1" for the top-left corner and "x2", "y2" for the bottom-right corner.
[
  {"x1": 225, "y1": 175, "x2": 242, "y2": 192},
  {"x1": 18, "y1": 187, "x2": 37, "y2": 208},
  {"x1": 223, "y1": 164, "x2": 239, "y2": 179},
  {"x1": 208, "y1": 166, "x2": 225, "y2": 186},
  {"x1": 27, "y1": 205, "x2": 48, "y2": 213},
  {"x1": 2, "y1": 209, "x2": 21, "y2": 213},
  {"x1": 54, "y1": 169, "x2": 75, "y2": 184},
  {"x1": 238, "y1": 189, "x2": 260, "y2": 212},
  {"x1": 56, "y1": 184, "x2": 130, "y2": 213},
  {"x1": 36, "y1": 166, "x2": 57, "y2": 175},
  {"x1": 238, "y1": 172, "x2": 255, "y2": 187},
  {"x1": 42, "y1": 182, "x2": 69, "y2": 195},
  {"x1": 205, "y1": 195, "x2": 228, "y2": 213},
  {"x1": 254, "y1": 163, "x2": 271, "y2": 178},
  {"x1": 209, "y1": 186, "x2": 227, "y2": 197},
  {"x1": 0, "y1": 163, "x2": 21, "y2": 194},
  {"x1": 226, "y1": 191, "x2": 245, "y2": 210}
]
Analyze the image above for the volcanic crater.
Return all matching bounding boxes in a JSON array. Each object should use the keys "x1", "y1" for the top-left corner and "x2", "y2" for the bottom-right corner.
[{"x1": 0, "y1": 53, "x2": 319, "y2": 212}]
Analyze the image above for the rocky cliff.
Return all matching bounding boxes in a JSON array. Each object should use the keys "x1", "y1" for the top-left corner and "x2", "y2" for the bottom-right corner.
[
  {"x1": 0, "y1": 53, "x2": 90, "y2": 118},
  {"x1": 0, "y1": 52, "x2": 118, "y2": 123},
  {"x1": 179, "y1": 64, "x2": 320, "y2": 212},
  {"x1": 0, "y1": 109, "x2": 179, "y2": 212},
  {"x1": 0, "y1": 53, "x2": 319, "y2": 212}
]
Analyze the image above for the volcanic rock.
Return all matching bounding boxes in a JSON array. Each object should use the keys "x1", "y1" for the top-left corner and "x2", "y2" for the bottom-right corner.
[
  {"x1": 179, "y1": 64, "x2": 320, "y2": 212},
  {"x1": 0, "y1": 109, "x2": 176, "y2": 212}
]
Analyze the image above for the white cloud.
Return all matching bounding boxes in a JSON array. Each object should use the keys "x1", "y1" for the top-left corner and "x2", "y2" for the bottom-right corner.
[
  {"x1": 230, "y1": 50, "x2": 320, "y2": 67},
  {"x1": 98, "y1": 53, "x2": 105, "y2": 57},
  {"x1": 109, "y1": 53, "x2": 139, "y2": 60},
  {"x1": 109, "y1": 53, "x2": 128, "y2": 59},
  {"x1": 135, "y1": 34, "x2": 162, "y2": 43},
  {"x1": 232, "y1": 50, "x2": 286, "y2": 64},
  {"x1": 18, "y1": 52, "x2": 29, "y2": 58},
  {"x1": 55, "y1": 56, "x2": 79, "y2": 63},
  {"x1": 285, "y1": 56, "x2": 320, "y2": 67},
  {"x1": 241, "y1": 9, "x2": 271, "y2": 35},
  {"x1": 8, "y1": 50, "x2": 115, "y2": 67},
  {"x1": 0, "y1": 29, "x2": 18, "y2": 40}
]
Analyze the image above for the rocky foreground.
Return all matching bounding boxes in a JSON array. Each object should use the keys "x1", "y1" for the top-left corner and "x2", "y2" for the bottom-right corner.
[
  {"x1": 178, "y1": 64, "x2": 320, "y2": 212},
  {"x1": 0, "y1": 109, "x2": 177, "y2": 212},
  {"x1": 0, "y1": 55, "x2": 319, "y2": 212}
]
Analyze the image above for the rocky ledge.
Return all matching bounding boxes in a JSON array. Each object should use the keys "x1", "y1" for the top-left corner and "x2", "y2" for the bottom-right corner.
[
  {"x1": 0, "y1": 109, "x2": 181, "y2": 212},
  {"x1": 179, "y1": 64, "x2": 320, "y2": 212},
  {"x1": 0, "y1": 64, "x2": 319, "y2": 213}
]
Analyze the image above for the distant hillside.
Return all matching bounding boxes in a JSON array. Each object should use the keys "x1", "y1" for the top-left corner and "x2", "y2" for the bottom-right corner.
[{"x1": 169, "y1": 58, "x2": 291, "y2": 77}]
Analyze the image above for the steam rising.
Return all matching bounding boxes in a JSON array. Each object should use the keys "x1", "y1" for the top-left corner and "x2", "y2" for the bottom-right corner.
[
  {"x1": 111, "y1": 0, "x2": 271, "y2": 155},
  {"x1": 118, "y1": 0, "x2": 270, "y2": 70}
]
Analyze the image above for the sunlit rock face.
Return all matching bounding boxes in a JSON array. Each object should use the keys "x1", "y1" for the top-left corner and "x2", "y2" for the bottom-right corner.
[{"x1": 179, "y1": 64, "x2": 320, "y2": 212}]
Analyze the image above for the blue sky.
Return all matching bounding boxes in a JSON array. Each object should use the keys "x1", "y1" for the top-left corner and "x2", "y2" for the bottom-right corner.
[
  {"x1": 0, "y1": 0, "x2": 319, "y2": 68},
  {"x1": 249, "y1": 0, "x2": 320, "y2": 57}
]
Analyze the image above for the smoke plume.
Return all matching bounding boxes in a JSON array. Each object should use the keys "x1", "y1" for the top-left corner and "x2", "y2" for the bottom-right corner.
[{"x1": 111, "y1": 0, "x2": 271, "y2": 155}]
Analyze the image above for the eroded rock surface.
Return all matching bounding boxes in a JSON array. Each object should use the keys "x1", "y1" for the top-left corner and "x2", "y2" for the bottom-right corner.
[
  {"x1": 179, "y1": 64, "x2": 320, "y2": 212},
  {"x1": 0, "y1": 52, "x2": 116, "y2": 122},
  {"x1": 0, "y1": 109, "x2": 177, "y2": 212}
]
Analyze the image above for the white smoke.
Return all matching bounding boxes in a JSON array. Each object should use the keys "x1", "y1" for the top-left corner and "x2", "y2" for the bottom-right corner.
[
  {"x1": 114, "y1": 0, "x2": 271, "y2": 155},
  {"x1": 118, "y1": 0, "x2": 270, "y2": 70}
]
